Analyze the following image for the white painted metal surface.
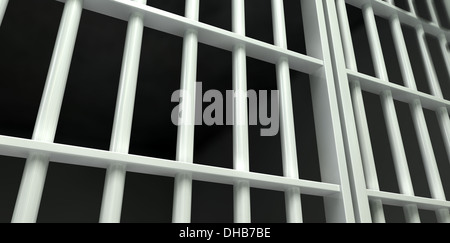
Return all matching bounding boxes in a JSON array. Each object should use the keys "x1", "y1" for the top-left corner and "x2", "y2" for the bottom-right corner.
[
  {"x1": 1, "y1": 0, "x2": 449, "y2": 223},
  {"x1": 99, "y1": 0, "x2": 146, "y2": 223},
  {"x1": 232, "y1": 0, "x2": 251, "y2": 223},
  {"x1": 11, "y1": 0, "x2": 83, "y2": 223},
  {"x1": 172, "y1": 0, "x2": 199, "y2": 223}
]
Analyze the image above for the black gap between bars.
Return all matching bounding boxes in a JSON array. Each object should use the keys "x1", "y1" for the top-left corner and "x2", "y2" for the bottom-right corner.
[
  {"x1": 425, "y1": 33, "x2": 450, "y2": 101},
  {"x1": 247, "y1": 57, "x2": 283, "y2": 177},
  {"x1": 401, "y1": 24, "x2": 432, "y2": 95},
  {"x1": 375, "y1": 16, "x2": 405, "y2": 86},
  {"x1": 37, "y1": 163, "x2": 105, "y2": 223},
  {"x1": 394, "y1": 0, "x2": 410, "y2": 12},
  {"x1": 199, "y1": 0, "x2": 232, "y2": 31},
  {"x1": 245, "y1": 0, "x2": 274, "y2": 45},
  {"x1": 362, "y1": 91, "x2": 400, "y2": 194},
  {"x1": 284, "y1": 0, "x2": 307, "y2": 54},
  {"x1": 129, "y1": 28, "x2": 180, "y2": 161},
  {"x1": 0, "y1": 156, "x2": 25, "y2": 223},
  {"x1": 121, "y1": 173, "x2": 174, "y2": 223},
  {"x1": 0, "y1": 0, "x2": 63, "y2": 139},
  {"x1": 301, "y1": 195, "x2": 326, "y2": 223},
  {"x1": 419, "y1": 209, "x2": 438, "y2": 223},
  {"x1": 54, "y1": 10, "x2": 126, "y2": 151},
  {"x1": 146, "y1": 0, "x2": 185, "y2": 16},
  {"x1": 194, "y1": 43, "x2": 233, "y2": 169},
  {"x1": 434, "y1": 0, "x2": 450, "y2": 29},
  {"x1": 291, "y1": 71, "x2": 321, "y2": 182},
  {"x1": 251, "y1": 188, "x2": 286, "y2": 223},
  {"x1": 414, "y1": 0, "x2": 433, "y2": 23},
  {"x1": 191, "y1": 181, "x2": 233, "y2": 223},
  {"x1": 423, "y1": 108, "x2": 450, "y2": 200},
  {"x1": 394, "y1": 100, "x2": 432, "y2": 199},
  {"x1": 346, "y1": 4, "x2": 376, "y2": 77},
  {"x1": 383, "y1": 204, "x2": 406, "y2": 223}
]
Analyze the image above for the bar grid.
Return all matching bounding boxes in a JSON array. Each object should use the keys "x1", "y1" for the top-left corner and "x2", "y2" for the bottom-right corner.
[
  {"x1": 1, "y1": 0, "x2": 449, "y2": 223},
  {"x1": 326, "y1": 0, "x2": 450, "y2": 223}
]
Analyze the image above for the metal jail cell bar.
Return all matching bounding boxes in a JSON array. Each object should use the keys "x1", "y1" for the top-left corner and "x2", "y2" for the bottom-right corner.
[
  {"x1": 271, "y1": 0, "x2": 303, "y2": 223},
  {"x1": 172, "y1": 0, "x2": 199, "y2": 223},
  {"x1": 232, "y1": 0, "x2": 251, "y2": 223},
  {"x1": 99, "y1": 0, "x2": 146, "y2": 223},
  {"x1": 11, "y1": 0, "x2": 83, "y2": 223}
]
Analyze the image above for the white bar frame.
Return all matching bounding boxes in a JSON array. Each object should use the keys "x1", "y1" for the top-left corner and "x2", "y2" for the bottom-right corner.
[{"x1": 0, "y1": 0, "x2": 398, "y2": 223}]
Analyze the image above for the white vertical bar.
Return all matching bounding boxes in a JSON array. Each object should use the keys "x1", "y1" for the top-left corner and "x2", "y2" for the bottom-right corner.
[
  {"x1": 0, "y1": 0, "x2": 8, "y2": 26},
  {"x1": 363, "y1": 3, "x2": 420, "y2": 223},
  {"x1": 232, "y1": 0, "x2": 251, "y2": 223},
  {"x1": 172, "y1": 0, "x2": 199, "y2": 223},
  {"x1": 425, "y1": 0, "x2": 439, "y2": 25},
  {"x1": 11, "y1": 0, "x2": 83, "y2": 223},
  {"x1": 271, "y1": 0, "x2": 302, "y2": 223},
  {"x1": 335, "y1": 0, "x2": 385, "y2": 223},
  {"x1": 99, "y1": 0, "x2": 146, "y2": 223}
]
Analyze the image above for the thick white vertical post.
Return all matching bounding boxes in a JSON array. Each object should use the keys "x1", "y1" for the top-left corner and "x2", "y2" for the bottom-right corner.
[
  {"x1": 232, "y1": 0, "x2": 251, "y2": 223},
  {"x1": 302, "y1": 0, "x2": 355, "y2": 223},
  {"x1": 11, "y1": 0, "x2": 83, "y2": 223},
  {"x1": 172, "y1": 0, "x2": 199, "y2": 223},
  {"x1": 99, "y1": 0, "x2": 146, "y2": 223},
  {"x1": 271, "y1": 0, "x2": 302, "y2": 223},
  {"x1": 0, "y1": 0, "x2": 8, "y2": 26},
  {"x1": 335, "y1": 0, "x2": 385, "y2": 223},
  {"x1": 363, "y1": 3, "x2": 420, "y2": 223}
]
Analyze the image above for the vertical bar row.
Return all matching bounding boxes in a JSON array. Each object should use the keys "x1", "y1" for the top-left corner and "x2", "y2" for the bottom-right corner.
[
  {"x1": 231, "y1": 0, "x2": 251, "y2": 223},
  {"x1": 390, "y1": 15, "x2": 445, "y2": 222},
  {"x1": 0, "y1": 0, "x2": 8, "y2": 26},
  {"x1": 335, "y1": 0, "x2": 385, "y2": 223},
  {"x1": 270, "y1": 0, "x2": 302, "y2": 223},
  {"x1": 11, "y1": 0, "x2": 83, "y2": 223},
  {"x1": 172, "y1": 0, "x2": 200, "y2": 223},
  {"x1": 363, "y1": 3, "x2": 421, "y2": 223},
  {"x1": 99, "y1": 0, "x2": 146, "y2": 223}
]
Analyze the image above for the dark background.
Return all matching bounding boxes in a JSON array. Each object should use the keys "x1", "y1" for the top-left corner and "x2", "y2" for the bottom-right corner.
[{"x1": 0, "y1": 0, "x2": 449, "y2": 223}]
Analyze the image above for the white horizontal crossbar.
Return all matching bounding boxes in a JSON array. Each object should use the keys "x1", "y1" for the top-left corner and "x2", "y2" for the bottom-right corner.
[
  {"x1": 0, "y1": 135, "x2": 340, "y2": 197},
  {"x1": 55, "y1": 0, "x2": 323, "y2": 74},
  {"x1": 348, "y1": 70, "x2": 450, "y2": 112},
  {"x1": 367, "y1": 189, "x2": 450, "y2": 211}
]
